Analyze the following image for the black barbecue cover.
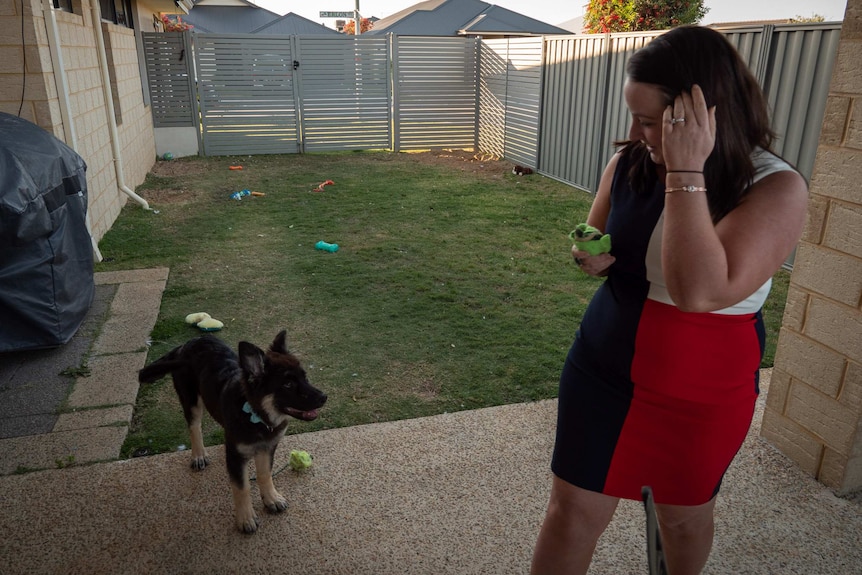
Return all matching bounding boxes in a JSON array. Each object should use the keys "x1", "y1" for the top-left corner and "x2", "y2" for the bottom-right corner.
[{"x1": 0, "y1": 112, "x2": 94, "y2": 351}]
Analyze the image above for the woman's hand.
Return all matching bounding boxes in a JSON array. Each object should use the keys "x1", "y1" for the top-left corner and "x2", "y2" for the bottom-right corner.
[
  {"x1": 572, "y1": 247, "x2": 615, "y2": 276},
  {"x1": 661, "y1": 84, "x2": 716, "y2": 172}
]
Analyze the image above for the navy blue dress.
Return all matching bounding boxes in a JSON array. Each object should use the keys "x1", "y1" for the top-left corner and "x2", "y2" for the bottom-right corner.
[{"x1": 550, "y1": 150, "x2": 788, "y2": 505}]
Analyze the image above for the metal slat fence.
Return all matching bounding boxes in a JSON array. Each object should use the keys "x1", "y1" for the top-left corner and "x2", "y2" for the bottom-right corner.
[
  {"x1": 477, "y1": 40, "x2": 508, "y2": 158},
  {"x1": 480, "y1": 38, "x2": 544, "y2": 168},
  {"x1": 142, "y1": 32, "x2": 196, "y2": 128},
  {"x1": 144, "y1": 25, "x2": 841, "y2": 185},
  {"x1": 195, "y1": 34, "x2": 300, "y2": 156},
  {"x1": 297, "y1": 36, "x2": 391, "y2": 152},
  {"x1": 392, "y1": 36, "x2": 479, "y2": 151}
]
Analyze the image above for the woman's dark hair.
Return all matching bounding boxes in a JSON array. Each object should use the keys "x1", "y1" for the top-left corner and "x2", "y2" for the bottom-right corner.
[{"x1": 621, "y1": 26, "x2": 776, "y2": 222}]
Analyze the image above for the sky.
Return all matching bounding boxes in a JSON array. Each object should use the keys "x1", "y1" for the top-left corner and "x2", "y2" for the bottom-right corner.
[{"x1": 248, "y1": 0, "x2": 848, "y2": 28}]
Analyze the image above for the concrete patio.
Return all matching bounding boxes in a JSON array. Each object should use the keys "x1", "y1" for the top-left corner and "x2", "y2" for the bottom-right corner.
[{"x1": 0, "y1": 268, "x2": 860, "y2": 574}]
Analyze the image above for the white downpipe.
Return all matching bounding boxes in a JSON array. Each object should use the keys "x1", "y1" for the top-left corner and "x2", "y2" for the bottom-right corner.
[
  {"x1": 42, "y1": 0, "x2": 76, "y2": 147},
  {"x1": 88, "y1": 1, "x2": 150, "y2": 212},
  {"x1": 43, "y1": 0, "x2": 104, "y2": 262}
]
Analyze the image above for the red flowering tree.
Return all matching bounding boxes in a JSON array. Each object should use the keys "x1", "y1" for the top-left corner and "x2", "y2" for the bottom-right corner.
[
  {"x1": 342, "y1": 18, "x2": 373, "y2": 34},
  {"x1": 160, "y1": 13, "x2": 194, "y2": 32},
  {"x1": 584, "y1": 0, "x2": 638, "y2": 33},
  {"x1": 584, "y1": 0, "x2": 707, "y2": 33}
]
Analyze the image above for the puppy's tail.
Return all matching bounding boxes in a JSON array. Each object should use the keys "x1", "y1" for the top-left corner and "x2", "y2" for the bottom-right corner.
[{"x1": 138, "y1": 345, "x2": 185, "y2": 383}]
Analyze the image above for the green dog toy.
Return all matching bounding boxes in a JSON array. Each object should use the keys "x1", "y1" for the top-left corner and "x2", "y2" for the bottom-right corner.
[
  {"x1": 569, "y1": 223, "x2": 612, "y2": 256},
  {"x1": 289, "y1": 449, "x2": 313, "y2": 471}
]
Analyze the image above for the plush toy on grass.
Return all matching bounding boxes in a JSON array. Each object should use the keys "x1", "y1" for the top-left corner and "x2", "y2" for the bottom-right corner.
[
  {"x1": 568, "y1": 223, "x2": 612, "y2": 256},
  {"x1": 184, "y1": 312, "x2": 224, "y2": 332},
  {"x1": 289, "y1": 449, "x2": 313, "y2": 471}
]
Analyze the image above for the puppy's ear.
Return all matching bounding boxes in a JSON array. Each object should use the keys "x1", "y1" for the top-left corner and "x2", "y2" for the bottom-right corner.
[
  {"x1": 238, "y1": 342, "x2": 266, "y2": 379},
  {"x1": 270, "y1": 330, "x2": 288, "y2": 354}
]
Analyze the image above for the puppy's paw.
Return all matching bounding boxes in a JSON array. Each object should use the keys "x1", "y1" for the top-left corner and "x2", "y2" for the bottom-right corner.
[
  {"x1": 236, "y1": 505, "x2": 260, "y2": 534},
  {"x1": 190, "y1": 455, "x2": 210, "y2": 471},
  {"x1": 263, "y1": 492, "x2": 288, "y2": 514},
  {"x1": 235, "y1": 511, "x2": 261, "y2": 534}
]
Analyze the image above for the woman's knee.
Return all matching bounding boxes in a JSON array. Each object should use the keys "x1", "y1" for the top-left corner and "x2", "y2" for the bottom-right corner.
[
  {"x1": 546, "y1": 476, "x2": 619, "y2": 538},
  {"x1": 655, "y1": 499, "x2": 716, "y2": 538}
]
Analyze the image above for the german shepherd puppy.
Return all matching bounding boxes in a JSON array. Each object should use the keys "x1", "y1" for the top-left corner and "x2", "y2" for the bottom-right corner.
[{"x1": 138, "y1": 330, "x2": 327, "y2": 534}]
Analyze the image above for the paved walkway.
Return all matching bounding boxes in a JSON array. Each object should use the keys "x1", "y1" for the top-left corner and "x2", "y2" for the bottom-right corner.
[
  {"x1": 0, "y1": 268, "x2": 168, "y2": 474},
  {"x1": 0, "y1": 268, "x2": 860, "y2": 574}
]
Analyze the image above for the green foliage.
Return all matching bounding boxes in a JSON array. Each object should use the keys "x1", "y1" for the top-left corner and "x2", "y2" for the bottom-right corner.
[
  {"x1": 634, "y1": 0, "x2": 709, "y2": 30},
  {"x1": 584, "y1": 0, "x2": 708, "y2": 33},
  {"x1": 790, "y1": 14, "x2": 826, "y2": 23},
  {"x1": 55, "y1": 455, "x2": 76, "y2": 469},
  {"x1": 584, "y1": 0, "x2": 638, "y2": 32},
  {"x1": 60, "y1": 364, "x2": 91, "y2": 378},
  {"x1": 761, "y1": 268, "x2": 791, "y2": 367}
]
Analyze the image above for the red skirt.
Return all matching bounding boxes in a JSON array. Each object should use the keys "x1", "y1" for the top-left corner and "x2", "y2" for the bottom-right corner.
[{"x1": 552, "y1": 299, "x2": 761, "y2": 506}]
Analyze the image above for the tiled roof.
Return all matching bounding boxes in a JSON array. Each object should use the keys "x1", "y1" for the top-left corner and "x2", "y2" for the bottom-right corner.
[
  {"x1": 181, "y1": 5, "x2": 281, "y2": 33},
  {"x1": 368, "y1": 0, "x2": 569, "y2": 36},
  {"x1": 252, "y1": 13, "x2": 341, "y2": 35}
]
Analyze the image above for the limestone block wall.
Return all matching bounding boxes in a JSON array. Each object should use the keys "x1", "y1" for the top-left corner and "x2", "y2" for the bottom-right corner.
[
  {"x1": 0, "y1": 1, "x2": 55, "y2": 130},
  {"x1": 0, "y1": 0, "x2": 155, "y2": 245},
  {"x1": 762, "y1": 0, "x2": 862, "y2": 495}
]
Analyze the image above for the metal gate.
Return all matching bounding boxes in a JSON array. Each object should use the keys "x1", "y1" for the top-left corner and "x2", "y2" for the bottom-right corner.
[
  {"x1": 296, "y1": 35, "x2": 391, "y2": 152},
  {"x1": 142, "y1": 32, "x2": 196, "y2": 128},
  {"x1": 194, "y1": 34, "x2": 300, "y2": 156}
]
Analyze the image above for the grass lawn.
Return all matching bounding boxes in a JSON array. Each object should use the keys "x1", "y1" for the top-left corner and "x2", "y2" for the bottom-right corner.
[{"x1": 96, "y1": 150, "x2": 791, "y2": 458}]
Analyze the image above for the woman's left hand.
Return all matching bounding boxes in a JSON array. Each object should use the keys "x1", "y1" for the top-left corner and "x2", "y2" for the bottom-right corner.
[
  {"x1": 572, "y1": 247, "x2": 615, "y2": 276},
  {"x1": 661, "y1": 84, "x2": 716, "y2": 172}
]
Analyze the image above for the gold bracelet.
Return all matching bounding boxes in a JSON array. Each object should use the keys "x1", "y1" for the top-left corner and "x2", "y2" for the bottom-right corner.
[{"x1": 665, "y1": 185, "x2": 707, "y2": 194}]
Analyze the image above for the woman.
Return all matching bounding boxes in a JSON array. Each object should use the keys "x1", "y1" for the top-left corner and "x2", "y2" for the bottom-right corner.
[{"x1": 531, "y1": 26, "x2": 808, "y2": 575}]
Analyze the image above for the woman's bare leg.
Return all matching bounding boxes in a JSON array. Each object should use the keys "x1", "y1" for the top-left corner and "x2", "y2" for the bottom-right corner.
[
  {"x1": 655, "y1": 498, "x2": 717, "y2": 575},
  {"x1": 531, "y1": 476, "x2": 620, "y2": 575}
]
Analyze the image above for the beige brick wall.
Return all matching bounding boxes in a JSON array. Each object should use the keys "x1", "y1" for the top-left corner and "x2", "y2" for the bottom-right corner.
[
  {"x1": 763, "y1": 0, "x2": 862, "y2": 496},
  {"x1": 1, "y1": 0, "x2": 155, "y2": 245}
]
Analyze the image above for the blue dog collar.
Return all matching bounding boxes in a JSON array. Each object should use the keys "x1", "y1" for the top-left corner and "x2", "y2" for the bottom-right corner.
[{"x1": 242, "y1": 401, "x2": 264, "y2": 425}]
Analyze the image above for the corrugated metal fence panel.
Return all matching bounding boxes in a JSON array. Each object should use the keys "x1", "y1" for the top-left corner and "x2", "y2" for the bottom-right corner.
[
  {"x1": 539, "y1": 33, "x2": 659, "y2": 192},
  {"x1": 296, "y1": 36, "x2": 391, "y2": 152},
  {"x1": 536, "y1": 25, "x2": 840, "y2": 193},
  {"x1": 761, "y1": 23, "x2": 842, "y2": 179},
  {"x1": 720, "y1": 26, "x2": 772, "y2": 82},
  {"x1": 195, "y1": 34, "x2": 299, "y2": 156},
  {"x1": 142, "y1": 32, "x2": 196, "y2": 128},
  {"x1": 595, "y1": 33, "x2": 663, "y2": 188},
  {"x1": 393, "y1": 37, "x2": 479, "y2": 151},
  {"x1": 540, "y1": 35, "x2": 608, "y2": 191},
  {"x1": 501, "y1": 37, "x2": 544, "y2": 168}
]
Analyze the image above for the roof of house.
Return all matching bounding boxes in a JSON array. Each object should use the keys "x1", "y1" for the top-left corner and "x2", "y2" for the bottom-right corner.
[
  {"x1": 367, "y1": 0, "x2": 569, "y2": 36},
  {"x1": 557, "y1": 16, "x2": 584, "y2": 34},
  {"x1": 707, "y1": 19, "x2": 798, "y2": 28},
  {"x1": 251, "y1": 13, "x2": 341, "y2": 35},
  {"x1": 181, "y1": 4, "x2": 281, "y2": 33}
]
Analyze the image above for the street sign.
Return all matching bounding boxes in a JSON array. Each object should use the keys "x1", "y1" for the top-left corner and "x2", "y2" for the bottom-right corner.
[{"x1": 320, "y1": 11, "x2": 355, "y2": 18}]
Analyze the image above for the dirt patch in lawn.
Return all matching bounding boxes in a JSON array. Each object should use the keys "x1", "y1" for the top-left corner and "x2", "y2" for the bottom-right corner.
[
  {"x1": 138, "y1": 186, "x2": 204, "y2": 205},
  {"x1": 139, "y1": 158, "x2": 212, "y2": 204},
  {"x1": 409, "y1": 148, "x2": 517, "y2": 180},
  {"x1": 149, "y1": 158, "x2": 210, "y2": 177}
]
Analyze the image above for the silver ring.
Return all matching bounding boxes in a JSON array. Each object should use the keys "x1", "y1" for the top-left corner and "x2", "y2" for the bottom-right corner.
[{"x1": 671, "y1": 117, "x2": 686, "y2": 125}]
